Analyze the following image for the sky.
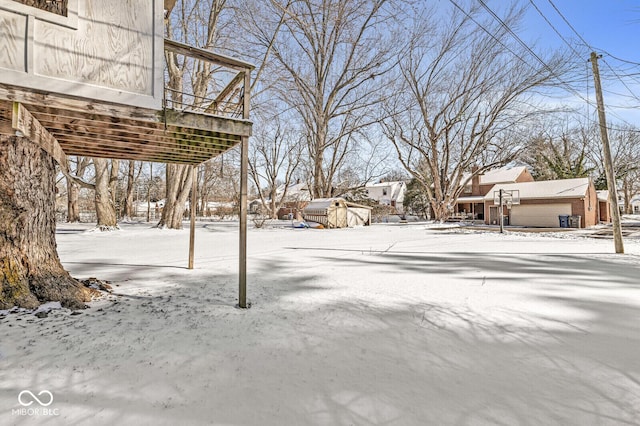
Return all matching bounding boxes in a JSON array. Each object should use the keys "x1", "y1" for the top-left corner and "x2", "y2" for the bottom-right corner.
[{"x1": 519, "y1": 0, "x2": 640, "y2": 126}]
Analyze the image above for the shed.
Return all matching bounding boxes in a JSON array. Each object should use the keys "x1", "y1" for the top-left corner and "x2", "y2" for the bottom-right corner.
[{"x1": 303, "y1": 198, "x2": 371, "y2": 228}]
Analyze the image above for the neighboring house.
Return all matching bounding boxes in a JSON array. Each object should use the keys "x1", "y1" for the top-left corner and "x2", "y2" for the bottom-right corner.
[
  {"x1": 596, "y1": 191, "x2": 611, "y2": 223},
  {"x1": 303, "y1": 198, "x2": 371, "y2": 228},
  {"x1": 273, "y1": 182, "x2": 312, "y2": 220},
  {"x1": 484, "y1": 178, "x2": 600, "y2": 228},
  {"x1": 632, "y1": 195, "x2": 640, "y2": 214},
  {"x1": 365, "y1": 181, "x2": 407, "y2": 213},
  {"x1": 597, "y1": 191, "x2": 630, "y2": 220},
  {"x1": 455, "y1": 166, "x2": 534, "y2": 220},
  {"x1": 275, "y1": 182, "x2": 312, "y2": 202}
]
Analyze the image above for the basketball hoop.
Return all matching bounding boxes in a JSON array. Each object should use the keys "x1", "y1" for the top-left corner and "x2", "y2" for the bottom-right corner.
[{"x1": 493, "y1": 189, "x2": 520, "y2": 206}]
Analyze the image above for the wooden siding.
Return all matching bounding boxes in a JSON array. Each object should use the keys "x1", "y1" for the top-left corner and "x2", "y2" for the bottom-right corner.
[
  {"x1": 0, "y1": 0, "x2": 161, "y2": 109},
  {"x1": 0, "y1": 9, "x2": 27, "y2": 72}
]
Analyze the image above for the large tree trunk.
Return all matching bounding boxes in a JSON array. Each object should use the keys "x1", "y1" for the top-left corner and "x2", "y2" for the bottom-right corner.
[
  {"x1": 66, "y1": 178, "x2": 81, "y2": 222},
  {"x1": 121, "y1": 160, "x2": 137, "y2": 220},
  {"x1": 93, "y1": 158, "x2": 118, "y2": 229},
  {"x1": 157, "y1": 163, "x2": 193, "y2": 229},
  {"x1": 0, "y1": 136, "x2": 91, "y2": 309}
]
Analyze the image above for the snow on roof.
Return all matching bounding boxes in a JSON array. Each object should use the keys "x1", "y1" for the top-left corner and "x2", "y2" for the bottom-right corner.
[
  {"x1": 479, "y1": 166, "x2": 527, "y2": 184},
  {"x1": 365, "y1": 181, "x2": 405, "y2": 188},
  {"x1": 460, "y1": 166, "x2": 526, "y2": 186},
  {"x1": 304, "y1": 198, "x2": 372, "y2": 211},
  {"x1": 483, "y1": 178, "x2": 591, "y2": 200},
  {"x1": 304, "y1": 198, "x2": 345, "y2": 210},
  {"x1": 456, "y1": 195, "x2": 485, "y2": 202}
]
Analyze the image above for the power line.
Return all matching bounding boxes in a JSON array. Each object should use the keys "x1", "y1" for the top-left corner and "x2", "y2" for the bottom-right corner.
[
  {"x1": 528, "y1": 0, "x2": 585, "y2": 63},
  {"x1": 445, "y1": 0, "x2": 531, "y2": 67},
  {"x1": 545, "y1": 0, "x2": 591, "y2": 49},
  {"x1": 447, "y1": 0, "x2": 639, "y2": 131},
  {"x1": 602, "y1": 51, "x2": 640, "y2": 67},
  {"x1": 512, "y1": 1, "x2": 640, "y2": 127},
  {"x1": 474, "y1": 0, "x2": 590, "y2": 105}
]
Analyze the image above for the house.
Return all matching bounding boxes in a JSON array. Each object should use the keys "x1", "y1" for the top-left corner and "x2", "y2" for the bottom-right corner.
[
  {"x1": 596, "y1": 190, "x2": 628, "y2": 221},
  {"x1": 632, "y1": 195, "x2": 640, "y2": 214},
  {"x1": 455, "y1": 166, "x2": 534, "y2": 220},
  {"x1": 365, "y1": 181, "x2": 407, "y2": 213},
  {"x1": 303, "y1": 198, "x2": 371, "y2": 228},
  {"x1": 275, "y1": 181, "x2": 312, "y2": 202},
  {"x1": 484, "y1": 178, "x2": 599, "y2": 228}
]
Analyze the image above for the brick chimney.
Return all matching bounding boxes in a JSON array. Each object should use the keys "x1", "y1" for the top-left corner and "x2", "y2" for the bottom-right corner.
[{"x1": 471, "y1": 166, "x2": 481, "y2": 195}]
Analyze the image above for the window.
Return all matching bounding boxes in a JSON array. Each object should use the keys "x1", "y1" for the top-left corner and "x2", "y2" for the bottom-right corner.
[
  {"x1": 11, "y1": 0, "x2": 67, "y2": 17},
  {"x1": 382, "y1": 189, "x2": 388, "y2": 196},
  {"x1": 5, "y1": 0, "x2": 77, "y2": 29}
]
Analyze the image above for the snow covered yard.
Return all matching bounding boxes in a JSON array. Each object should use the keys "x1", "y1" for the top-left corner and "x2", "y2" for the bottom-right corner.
[{"x1": 2, "y1": 222, "x2": 640, "y2": 425}]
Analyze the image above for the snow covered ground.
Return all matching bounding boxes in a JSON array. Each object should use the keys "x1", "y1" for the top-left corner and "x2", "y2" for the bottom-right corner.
[{"x1": 2, "y1": 221, "x2": 640, "y2": 425}]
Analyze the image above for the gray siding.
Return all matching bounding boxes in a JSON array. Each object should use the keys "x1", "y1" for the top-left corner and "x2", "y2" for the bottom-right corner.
[{"x1": 0, "y1": 0, "x2": 163, "y2": 109}]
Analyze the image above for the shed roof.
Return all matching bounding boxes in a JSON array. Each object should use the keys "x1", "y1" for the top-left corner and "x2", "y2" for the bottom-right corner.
[
  {"x1": 483, "y1": 178, "x2": 591, "y2": 201},
  {"x1": 304, "y1": 198, "x2": 372, "y2": 210}
]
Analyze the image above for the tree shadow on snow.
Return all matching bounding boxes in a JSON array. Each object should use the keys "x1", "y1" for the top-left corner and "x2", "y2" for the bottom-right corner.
[{"x1": 3, "y1": 251, "x2": 640, "y2": 425}]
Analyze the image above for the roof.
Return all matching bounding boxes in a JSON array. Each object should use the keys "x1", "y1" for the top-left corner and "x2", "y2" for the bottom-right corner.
[
  {"x1": 479, "y1": 166, "x2": 527, "y2": 184},
  {"x1": 456, "y1": 195, "x2": 486, "y2": 203},
  {"x1": 483, "y1": 178, "x2": 591, "y2": 201},
  {"x1": 304, "y1": 198, "x2": 372, "y2": 211},
  {"x1": 461, "y1": 166, "x2": 527, "y2": 186},
  {"x1": 366, "y1": 181, "x2": 405, "y2": 188}
]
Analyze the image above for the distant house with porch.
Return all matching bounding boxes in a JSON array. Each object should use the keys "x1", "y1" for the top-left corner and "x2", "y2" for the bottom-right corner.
[
  {"x1": 455, "y1": 166, "x2": 534, "y2": 220},
  {"x1": 484, "y1": 178, "x2": 600, "y2": 228},
  {"x1": 365, "y1": 180, "x2": 407, "y2": 213},
  {"x1": 632, "y1": 195, "x2": 640, "y2": 214}
]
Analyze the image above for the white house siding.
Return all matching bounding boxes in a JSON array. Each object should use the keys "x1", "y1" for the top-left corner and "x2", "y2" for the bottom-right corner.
[{"x1": 510, "y1": 204, "x2": 572, "y2": 227}]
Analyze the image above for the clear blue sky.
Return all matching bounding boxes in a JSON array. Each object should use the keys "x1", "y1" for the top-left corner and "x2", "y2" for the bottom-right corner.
[
  {"x1": 520, "y1": 0, "x2": 640, "y2": 126},
  {"x1": 523, "y1": 0, "x2": 639, "y2": 61}
]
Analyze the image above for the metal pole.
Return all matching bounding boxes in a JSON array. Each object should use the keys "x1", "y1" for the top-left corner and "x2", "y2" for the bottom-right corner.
[
  {"x1": 239, "y1": 70, "x2": 251, "y2": 308},
  {"x1": 499, "y1": 189, "x2": 504, "y2": 234},
  {"x1": 188, "y1": 165, "x2": 197, "y2": 269},
  {"x1": 590, "y1": 52, "x2": 624, "y2": 253},
  {"x1": 147, "y1": 162, "x2": 152, "y2": 222}
]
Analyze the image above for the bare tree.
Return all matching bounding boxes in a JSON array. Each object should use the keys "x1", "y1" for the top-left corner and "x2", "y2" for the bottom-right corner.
[
  {"x1": 121, "y1": 160, "x2": 143, "y2": 221},
  {"x1": 381, "y1": 3, "x2": 566, "y2": 221},
  {"x1": 248, "y1": 114, "x2": 302, "y2": 219},
  {"x1": 588, "y1": 125, "x2": 640, "y2": 211},
  {"x1": 65, "y1": 156, "x2": 91, "y2": 222},
  {"x1": 160, "y1": 0, "x2": 231, "y2": 229},
  {"x1": 262, "y1": 0, "x2": 401, "y2": 198}
]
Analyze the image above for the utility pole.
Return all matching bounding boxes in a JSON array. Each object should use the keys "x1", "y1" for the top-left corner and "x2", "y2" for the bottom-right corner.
[{"x1": 590, "y1": 52, "x2": 624, "y2": 253}]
